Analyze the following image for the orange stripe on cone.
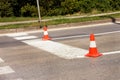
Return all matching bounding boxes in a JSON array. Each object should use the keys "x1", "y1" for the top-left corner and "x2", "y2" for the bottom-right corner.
[
  {"x1": 85, "y1": 34, "x2": 102, "y2": 57},
  {"x1": 42, "y1": 26, "x2": 51, "y2": 40}
]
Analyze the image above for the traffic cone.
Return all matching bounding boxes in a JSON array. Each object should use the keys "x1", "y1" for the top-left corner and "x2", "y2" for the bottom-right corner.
[
  {"x1": 42, "y1": 25, "x2": 51, "y2": 40},
  {"x1": 85, "y1": 34, "x2": 102, "y2": 57}
]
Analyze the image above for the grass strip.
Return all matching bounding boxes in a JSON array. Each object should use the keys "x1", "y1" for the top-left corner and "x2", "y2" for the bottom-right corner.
[
  {"x1": 0, "y1": 17, "x2": 38, "y2": 22},
  {"x1": 0, "y1": 13, "x2": 120, "y2": 29}
]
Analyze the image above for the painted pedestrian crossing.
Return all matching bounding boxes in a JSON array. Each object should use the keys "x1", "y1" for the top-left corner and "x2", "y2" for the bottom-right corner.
[
  {"x1": 6, "y1": 33, "x2": 88, "y2": 59},
  {"x1": 23, "y1": 39, "x2": 88, "y2": 59},
  {"x1": 14, "y1": 36, "x2": 37, "y2": 40},
  {"x1": 6, "y1": 32, "x2": 120, "y2": 59}
]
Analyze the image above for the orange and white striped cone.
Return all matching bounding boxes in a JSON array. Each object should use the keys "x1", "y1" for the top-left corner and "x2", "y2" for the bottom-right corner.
[
  {"x1": 85, "y1": 34, "x2": 102, "y2": 57},
  {"x1": 42, "y1": 26, "x2": 51, "y2": 40}
]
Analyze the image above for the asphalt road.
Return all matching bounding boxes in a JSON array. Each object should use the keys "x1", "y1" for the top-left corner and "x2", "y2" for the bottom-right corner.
[{"x1": 0, "y1": 23, "x2": 120, "y2": 80}]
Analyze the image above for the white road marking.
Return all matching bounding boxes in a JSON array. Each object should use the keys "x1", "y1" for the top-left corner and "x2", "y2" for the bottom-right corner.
[
  {"x1": 14, "y1": 36, "x2": 37, "y2": 40},
  {"x1": 103, "y1": 51, "x2": 120, "y2": 55},
  {"x1": 0, "y1": 66, "x2": 15, "y2": 75},
  {"x1": 53, "y1": 34, "x2": 88, "y2": 40},
  {"x1": 95, "y1": 30, "x2": 120, "y2": 36},
  {"x1": 0, "y1": 58, "x2": 23, "y2": 80},
  {"x1": 22, "y1": 38, "x2": 120, "y2": 59},
  {"x1": 5, "y1": 30, "x2": 120, "y2": 59},
  {"x1": 0, "y1": 58, "x2": 4, "y2": 63},
  {"x1": 53, "y1": 30, "x2": 120, "y2": 40},
  {"x1": 11, "y1": 78, "x2": 23, "y2": 80},
  {"x1": 6, "y1": 33, "x2": 28, "y2": 37},
  {"x1": 22, "y1": 39, "x2": 88, "y2": 59}
]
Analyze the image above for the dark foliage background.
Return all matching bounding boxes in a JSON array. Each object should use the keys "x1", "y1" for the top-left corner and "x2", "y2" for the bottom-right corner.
[{"x1": 0, "y1": 0, "x2": 120, "y2": 17}]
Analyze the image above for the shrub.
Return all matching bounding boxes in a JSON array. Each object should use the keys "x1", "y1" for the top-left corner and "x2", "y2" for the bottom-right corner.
[
  {"x1": 0, "y1": 1, "x2": 13, "y2": 17},
  {"x1": 21, "y1": 3, "x2": 38, "y2": 17}
]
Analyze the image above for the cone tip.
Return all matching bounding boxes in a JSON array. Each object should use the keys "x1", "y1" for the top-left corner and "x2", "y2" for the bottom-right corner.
[
  {"x1": 43, "y1": 26, "x2": 47, "y2": 31},
  {"x1": 90, "y1": 33, "x2": 95, "y2": 41}
]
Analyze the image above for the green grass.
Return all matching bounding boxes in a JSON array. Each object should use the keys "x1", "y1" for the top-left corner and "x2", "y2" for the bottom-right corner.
[
  {"x1": 0, "y1": 23, "x2": 40, "y2": 29},
  {"x1": 44, "y1": 14, "x2": 118, "y2": 25},
  {"x1": 0, "y1": 13, "x2": 120, "y2": 29},
  {"x1": 0, "y1": 17, "x2": 38, "y2": 22}
]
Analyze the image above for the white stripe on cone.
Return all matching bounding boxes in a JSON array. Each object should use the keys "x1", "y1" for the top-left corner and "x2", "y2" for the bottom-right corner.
[
  {"x1": 90, "y1": 41, "x2": 96, "y2": 48},
  {"x1": 44, "y1": 31, "x2": 48, "y2": 35}
]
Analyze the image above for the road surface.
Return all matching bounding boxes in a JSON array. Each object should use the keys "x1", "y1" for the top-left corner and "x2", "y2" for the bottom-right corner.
[{"x1": 0, "y1": 23, "x2": 120, "y2": 80}]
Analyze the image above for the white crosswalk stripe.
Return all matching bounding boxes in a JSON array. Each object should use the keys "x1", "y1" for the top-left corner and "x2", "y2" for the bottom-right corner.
[
  {"x1": 0, "y1": 58, "x2": 4, "y2": 63},
  {"x1": 6, "y1": 33, "x2": 28, "y2": 37},
  {"x1": 0, "y1": 66, "x2": 15, "y2": 75},
  {"x1": 22, "y1": 39, "x2": 88, "y2": 59},
  {"x1": 6, "y1": 33, "x2": 37, "y2": 41},
  {"x1": 0, "y1": 57, "x2": 23, "y2": 80},
  {"x1": 0, "y1": 65, "x2": 23, "y2": 79},
  {"x1": 6, "y1": 33, "x2": 88, "y2": 59},
  {"x1": 11, "y1": 78, "x2": 23, "y2": 80},
  {"x1": 14, "y1": 36, "x2": 37, "y2": 40}
]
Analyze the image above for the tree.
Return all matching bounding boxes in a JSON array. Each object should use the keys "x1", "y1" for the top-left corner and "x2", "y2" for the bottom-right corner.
[
  {"x1": 78, "y1": 0, "x2": 95, "y2": 13},
  {"x1": 95, "y1": 0, "x2": 112, "y2": 12},
  {"x1": 61, "y1": 0, "x2": 78, "y2": 14},
  {"x1": 21, "y1": 3, "x2": 37, "y2": 17},
  {"x1": 0, "y1": 0, "x2": 13, "y2": 17},
  {"x1": 0, "y1": 0, "x2": 120, "y2": 17},
  {"x1": 109, "y1": 0, "x2": 120, "y2": 11}
]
